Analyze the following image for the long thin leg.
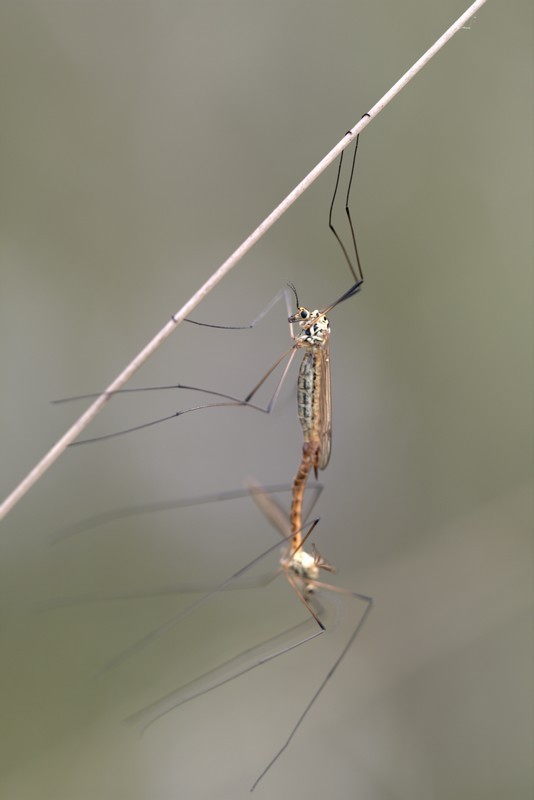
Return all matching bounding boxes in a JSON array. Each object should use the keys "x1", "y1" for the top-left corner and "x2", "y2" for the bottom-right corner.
[
  {"x1": 250, "y1": 584, "x2": 373, "y2": 791},
  {"x1": 285, "y1": 571, "x2": 325, "y2": 631},
  {"x1": 53, "y1": 382, "x2": 279, "y2": 407},
  {"x1": 324, "y1": 116, "x2": 370, "y2": 312},
  {"x1": 53, "y1": 286, "x2": 299, "y2": 445},
  {"x1": 56, "y1": 287, "x2": 294, "y2": 405},
  {"x1": 95, "y1": 520, "x2": 319, "y2": 676},
  {"x1": 243, "y1": 345, "x2": 298, "y2": 404},
  {"x1": 183, "y1": 287, "x2": 289, "y2": 330},
  {"x1": 70, "y1": 400, "x2": 266, "y2": 445},
  {"x1": 328, "y1": 145, "x2": 357, "y2": 281},
  {"x1": 40, "y1": 570, "x2": 282, "y2": 609},
  {"x1": 342, "y1": 129, "x2": 365, "y2": 286},
  {"x1": 125, "y1": 620, "x2": 324, "y2": 735},
  {"x1": 69, "y1": 343, "x2": 298, "y2": 445}
]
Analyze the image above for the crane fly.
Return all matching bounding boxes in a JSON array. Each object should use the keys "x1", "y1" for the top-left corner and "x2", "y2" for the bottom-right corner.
[
  {"x1": 55, "y1": 125, "x2": 367, "y2": 452},
  {"x1": 46, "y1": 480, "x2": 372, "y2": 790}
]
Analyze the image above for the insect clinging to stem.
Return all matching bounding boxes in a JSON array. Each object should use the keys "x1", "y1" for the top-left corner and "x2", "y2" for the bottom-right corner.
[{"x1": 55, "y1": 124, "x2": 368, "y2": 452}]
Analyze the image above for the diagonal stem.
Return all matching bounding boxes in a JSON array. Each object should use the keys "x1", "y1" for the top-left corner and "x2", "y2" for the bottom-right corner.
[{"x1": 0, "y1": 0, "x2": 487, "y2": 520}]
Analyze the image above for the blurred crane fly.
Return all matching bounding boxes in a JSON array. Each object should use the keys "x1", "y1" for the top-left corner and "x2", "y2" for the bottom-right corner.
[
  {"x1": 57, "y1": 130, "x2": 366, "y2": 463},
  {"x1": 48, "y1": 482, "x2": 372, "y2": 790}
]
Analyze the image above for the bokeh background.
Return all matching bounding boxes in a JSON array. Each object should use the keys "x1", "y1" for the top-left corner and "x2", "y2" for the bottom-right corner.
[{"x1": 0, "y1": 1, "x2": 532, "y2": 798}]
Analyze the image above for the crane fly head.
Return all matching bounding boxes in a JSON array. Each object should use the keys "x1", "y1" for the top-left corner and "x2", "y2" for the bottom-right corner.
[
  {"x1": 287, "y1": 282, "x2": 330, "y2": 344},
  {"x1": 290, "y1": 308, "x2": 330, "y2": 346}
]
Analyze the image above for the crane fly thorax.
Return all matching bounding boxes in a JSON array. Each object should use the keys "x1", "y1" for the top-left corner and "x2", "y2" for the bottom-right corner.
[
  {"x1": 282, "y1": 548, "x2": 320, "y2": 593},
  {"x1": 289, "y1": 306, "x2": 330, "y2": 347},
  {"x1": 282, "y1": 545, "x2": 336, "y2": 596}
]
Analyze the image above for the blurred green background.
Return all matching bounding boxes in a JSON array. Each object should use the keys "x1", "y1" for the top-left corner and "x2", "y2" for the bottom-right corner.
[{"x1": 0, "y1": 1, "x2": 532, "y2": 798}]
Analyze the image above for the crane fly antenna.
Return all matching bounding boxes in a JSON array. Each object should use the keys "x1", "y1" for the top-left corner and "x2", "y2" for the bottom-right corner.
[{"x1": 287, "y1": 281, "x2": 300, "y2": 309}]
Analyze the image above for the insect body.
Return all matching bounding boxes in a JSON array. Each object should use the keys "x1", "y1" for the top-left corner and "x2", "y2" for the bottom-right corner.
[
  {"x1": 243, "y1": 480, "x2": 372, "y2": 791},
  {"x1": 58, "y1": 131, "x2": 365, "y2": 449},
  {"x1": 47, "y1": 482, "x2": 372, "y2": 791},
  {"x1": 286, "y1": 291, "x2": 333, "y2": 545},
  {"x1": 118, "y1": 482, "x2": 372, "y2": 792},
  {"x1": 290, "y1": 301, "x2": 332, "y2": 472}
]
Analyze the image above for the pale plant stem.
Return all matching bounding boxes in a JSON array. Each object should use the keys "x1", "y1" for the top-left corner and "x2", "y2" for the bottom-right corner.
[{"x1": 0, "y1": 0, "x2": 487, "y2": 521}]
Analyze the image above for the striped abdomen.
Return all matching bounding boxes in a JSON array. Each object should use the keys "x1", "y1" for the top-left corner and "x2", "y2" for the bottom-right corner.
[{"x1": 297, "y1": 344, "x2": 331, "y2": 470}]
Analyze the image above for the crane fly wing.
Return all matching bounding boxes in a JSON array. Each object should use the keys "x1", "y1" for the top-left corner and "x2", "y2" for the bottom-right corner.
[
  {"x1": 244, "y1": 478, "x2": 291, "y2": 539},
  {"x1": 318, "y1": 339, "x2": 332, "y2": 470},
  {"x1": 50, "y1": 483, "x2": 321, "y2": 545}
]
